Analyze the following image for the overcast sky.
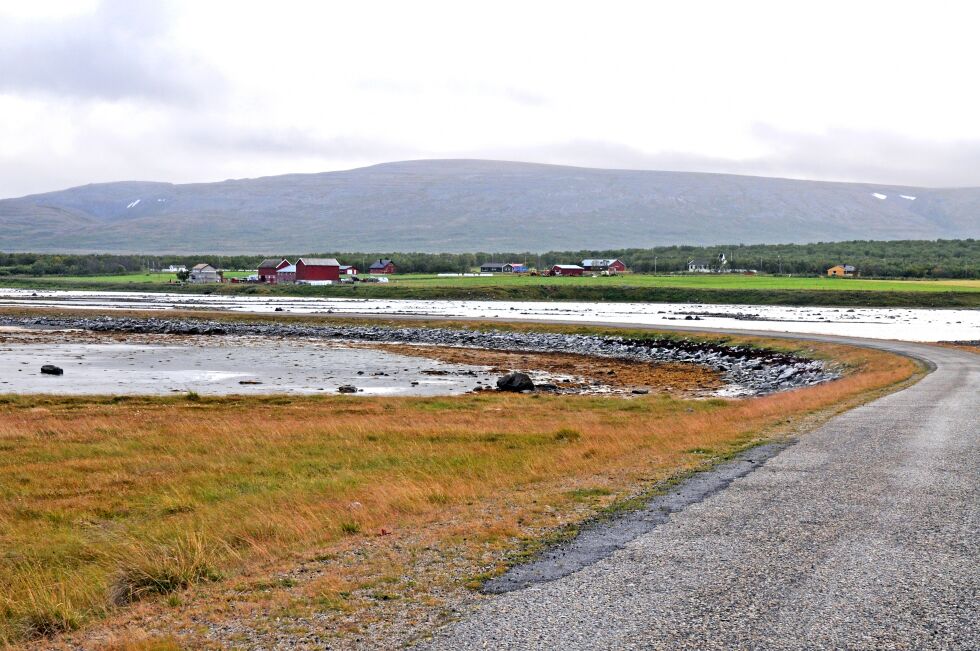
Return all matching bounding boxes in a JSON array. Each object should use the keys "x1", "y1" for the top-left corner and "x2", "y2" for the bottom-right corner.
[{"x1": 2, "y1": 0, "x2": 979, "y2": 197}]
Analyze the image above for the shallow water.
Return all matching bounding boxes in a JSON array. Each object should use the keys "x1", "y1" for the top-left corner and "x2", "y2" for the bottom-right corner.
[
  {"x1": 0, "y1": 289, "x2": 977, "y2": 341},
  {"x1": 0, "y1": 334, "x2": 498, "y2": 396}
]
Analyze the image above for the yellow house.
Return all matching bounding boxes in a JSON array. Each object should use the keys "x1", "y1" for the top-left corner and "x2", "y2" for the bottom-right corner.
[{"x1": 827, "y1": 264, "x2": 856, "y2": 277}]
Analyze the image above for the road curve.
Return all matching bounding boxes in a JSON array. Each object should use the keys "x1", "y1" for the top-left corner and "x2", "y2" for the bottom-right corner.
[{"x1": 421, "y1": 335, "x2": 979, "y2": 650}]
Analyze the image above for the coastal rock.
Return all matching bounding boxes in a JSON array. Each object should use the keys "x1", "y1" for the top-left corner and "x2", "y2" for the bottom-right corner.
[
  {"x1": 497, "y1": 372, "x2": 535, "y2": 392},
  {"x1": 40, "y1": 364, "x2": 63, "y2": 375}
]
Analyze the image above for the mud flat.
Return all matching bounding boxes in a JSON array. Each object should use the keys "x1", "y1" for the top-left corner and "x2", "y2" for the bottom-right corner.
[
  {"x1": 0, "y1": 316, "x2": 840, "y2": 396},
  {"x1": 0, "y1": 330, "x2": 500, "y2": 397}
]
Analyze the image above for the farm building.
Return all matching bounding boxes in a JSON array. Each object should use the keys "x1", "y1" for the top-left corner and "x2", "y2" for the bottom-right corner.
[
  {"x1": 189, "y1": 263, "x2": 222, "y2": 283},
  {"x1": 827, "y1": 264, "x2": 856, "y2": 277},
  {"x1": 257, "y1": 258, "x2": 290, "y2": 283},
  {"x1": 480, "y1": 262, "x2": 527, "y2": 273},
  {"x1": 276, "y1": 264, "x2": 296, "y2": 283},
  {"x1": 551, "y1": 264, "x2": 585, "y2": 277},
  {"x1": 581, "y1": 258, "x2": 627, "y2": 272},
  {"x1": 296, "y1": 258, "x2": 340, "y2": 282},
  {"x1": 340, "y1": 265, "x2": 358, "y2": 276},
  {"x1": 369, "y1": 259, "x2": 397, "y2": 275}
]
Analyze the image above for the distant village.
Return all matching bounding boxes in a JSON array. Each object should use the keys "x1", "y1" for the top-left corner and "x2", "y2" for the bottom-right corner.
[{"x1": 172, "y1": 255, "x2": 857, "y2": 284}]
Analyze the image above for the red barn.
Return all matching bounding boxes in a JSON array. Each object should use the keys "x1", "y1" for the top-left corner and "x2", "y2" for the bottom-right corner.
[
  {"x1": 551, "y1": 264, "x2": 585, "y2": 277},
  {"x1": 257, "y1": 258, "x2": 290, "y2": 283},
  {"x1": 369, "y1": 258, "x2": 396, "y2": 275},
  {"x1": 581, "y1": 258, "x2": 627, "y2": 273},
  {"x1": 295, "y1": 258, "x2": 341, "y2": 282}
]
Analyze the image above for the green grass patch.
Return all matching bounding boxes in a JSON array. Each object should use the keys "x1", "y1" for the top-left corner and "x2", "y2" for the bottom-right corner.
[{"x1": 3, "y1": 271, "x2": 979, "y2": 307}]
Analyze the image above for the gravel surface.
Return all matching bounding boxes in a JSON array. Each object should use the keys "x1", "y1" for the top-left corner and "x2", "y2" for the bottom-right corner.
[{"x1": 421, "y1": 338, "x2": 979, "y2": 650}]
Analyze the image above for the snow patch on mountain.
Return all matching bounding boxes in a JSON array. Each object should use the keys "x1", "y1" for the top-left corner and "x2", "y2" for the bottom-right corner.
[
  {"x1": 900, "y1": 195, "x2": 916, "y2": 200},
  {"x1": 872, "y1": 193, "x2": 887, "y2": 200},
  {"x1": 126, "y1": 199, "x2": 141, "y2": 209}
]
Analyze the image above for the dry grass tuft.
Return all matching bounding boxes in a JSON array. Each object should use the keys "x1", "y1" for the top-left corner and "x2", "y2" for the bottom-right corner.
[
  {"x1": 0, "y1": 567, "x2": 89, "y2": 643},
  {"x1": 107, "y1": 533, "x2": 227, "y2": 606},
  {"x1": 553, "y1": 427, "x2": 582, "y2": 442}
]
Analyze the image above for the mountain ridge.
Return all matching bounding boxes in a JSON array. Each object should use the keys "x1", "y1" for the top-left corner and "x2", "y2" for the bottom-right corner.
[{"x1": 2, "y1": 159, "x2": 978, "y2": 253}]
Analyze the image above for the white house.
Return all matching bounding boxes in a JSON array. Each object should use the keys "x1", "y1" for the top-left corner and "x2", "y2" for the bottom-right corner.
[
  {"x1": 687, "y1": 253, "x2": 728, "y2": 273},
  {"x1": 687, "y1": 258, "x2": 711, "y2": 273},
  {"x1": 189, "y1": 263, "x2": 222, "y2": 283}
]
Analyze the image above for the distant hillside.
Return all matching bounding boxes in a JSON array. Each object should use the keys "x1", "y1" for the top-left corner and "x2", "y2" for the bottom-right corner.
[{"x1": 1, "y1": 160, "x2": 978, "y2": 253}]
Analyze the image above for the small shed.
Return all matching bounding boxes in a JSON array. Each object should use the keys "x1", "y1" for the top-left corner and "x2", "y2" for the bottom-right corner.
[
  {"x1": 480, "y1": 262, "x2": 506, "y2": 273},
  {"x1": 369, "y1": 259, "x2": 397, "y2": 275},
  {"x1": 827, "y1": 264, "x2": 856, "y2": 277},
  {"x1": 551, "y1": 264, "x2": 585, "y2": 277},
  {"x1": 340, "y1": 265, "x2": 358, "y2": 276},
  {"x1": 296, "y1": 258, "x2": 341, "y2": 282}
]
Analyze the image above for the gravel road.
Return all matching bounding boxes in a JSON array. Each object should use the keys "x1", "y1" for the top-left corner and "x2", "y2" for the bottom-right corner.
[{"x1": 421, "y1": 336, "x2": 979, "y2": 649}]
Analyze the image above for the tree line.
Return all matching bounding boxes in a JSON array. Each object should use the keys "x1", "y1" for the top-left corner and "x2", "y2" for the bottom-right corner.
[{"x1": 1, "y1": 239, "x2": 977, "y2": 278}]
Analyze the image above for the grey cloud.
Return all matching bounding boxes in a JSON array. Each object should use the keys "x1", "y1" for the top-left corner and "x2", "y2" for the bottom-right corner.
[
  {"x1": 744, "y1": 126, "x2": 980, "y2": 188},
  {"x1": 181, "y1": 123, "x2": 417, "y2": 160},
  {"x1": 353, "y1": 78, "x2": 548, "y2": 107},
  {"x1": 0, "y1": 0, "x2": 220, "y2": 102},
  {"x1": 490, "y1": 128, "x2": 980, "y2": 188},
  {"x1": 0, "y1": 118, "x2": 419, "y2": 197}
]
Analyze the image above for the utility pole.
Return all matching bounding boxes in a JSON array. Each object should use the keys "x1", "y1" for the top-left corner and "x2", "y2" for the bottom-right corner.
[{"x1": 654, "y1": 256, "x2": 657, "y2": 274}]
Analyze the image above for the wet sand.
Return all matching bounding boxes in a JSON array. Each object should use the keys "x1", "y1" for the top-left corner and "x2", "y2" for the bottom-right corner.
[{"x1": 0, "y1": 330, "x2": 502, "y2": 397}]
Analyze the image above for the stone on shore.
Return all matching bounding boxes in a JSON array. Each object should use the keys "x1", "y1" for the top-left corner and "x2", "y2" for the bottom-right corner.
[{"x1": 497, "y1": 372, "x2": 535, "y2": 392}]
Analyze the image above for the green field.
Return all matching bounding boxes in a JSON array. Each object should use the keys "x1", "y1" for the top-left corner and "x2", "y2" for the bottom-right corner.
[
  {"x1": 387, "y1": 273, "x2": 980, "y2": 293},
  {"x1": 4, "y1": 271, "x2": 980, "y2": 307},
  {"x1": 41, "y1": 271, "x2": 252, "y2": 284}
]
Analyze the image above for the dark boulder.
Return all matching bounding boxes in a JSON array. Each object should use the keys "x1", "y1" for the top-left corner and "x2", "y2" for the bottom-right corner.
[
  {"x1": 337, "y1": 385, "x2": 358, "y2": 394},
  {"x1": 496, "y1": 372, "x2": 535, "y2": 392},
  {"x1": 40, "y1": 364, "x2": 63, "y2": 375}
]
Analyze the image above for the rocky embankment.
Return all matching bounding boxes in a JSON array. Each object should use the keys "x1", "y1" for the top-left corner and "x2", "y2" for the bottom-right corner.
[{"x1": 1, "y1": 315, "x2": 839, "y2": 395}]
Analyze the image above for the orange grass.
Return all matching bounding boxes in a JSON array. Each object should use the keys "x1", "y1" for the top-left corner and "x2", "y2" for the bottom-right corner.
[{"x1": 0, "y1": 336, "x2": 919, "y2": 647}]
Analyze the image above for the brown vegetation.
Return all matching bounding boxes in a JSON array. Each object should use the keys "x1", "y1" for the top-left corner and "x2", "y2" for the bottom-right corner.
[{"x1": 362, "y1": 343, "x2": 724, "y2": 395}]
